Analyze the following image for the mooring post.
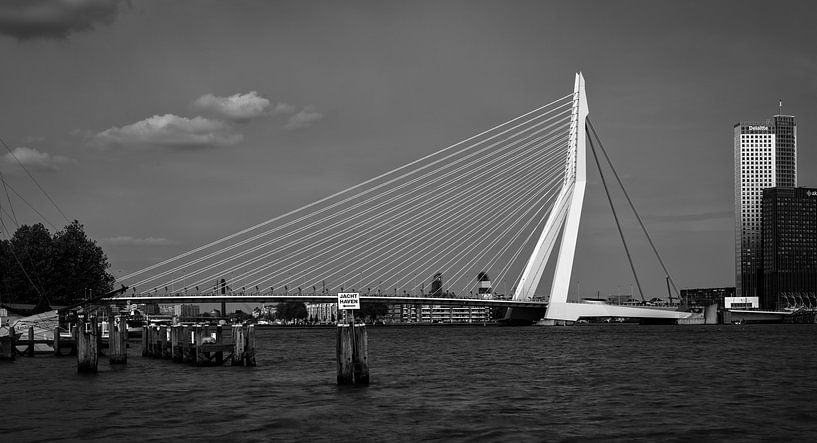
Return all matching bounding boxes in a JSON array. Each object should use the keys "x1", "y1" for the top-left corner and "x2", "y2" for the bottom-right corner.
[
  {"x1": 194, "y1": 325, "x2": 204, "y2": 366},
  {"x1": 77, "y1": 317, "x2": 99, "y2": 374},
  {"x1": 231, "y1": 325, "x2": 245, "y2": 366},
  {"x1": 336, "y1": 324, "x2": 354, "y2": 384},
  {"x1": 141, "y1": 325, "x2": 148, "y2": 356},
  {"x1": 53, "y1": 326, "x2": 61, "y2": 356},
  {"x1": 70, "y1": 324, "x2": 78, "y2": 356},
  {"x1": 27, "y1": 326, "x2": 35, "y2": 356},
  {"x1": 109, "y1": 316, "x2": 127, "y2": 364},
  {"x1": 352, "y1": 322, "x2": 369, "y2": 384},
  {"x1": 181, "y1": 325, "x2": 190, "y2": 363},
  {"x1": 245, "y1": 325, "x2": 256, "y2": 367},
  {"x1": 170, "y1": 325, "x2": 179, "y2": 361},
  {"x1": 149, "y1": 325, "x2": 155, "y2": 357},
  {"x1": 215, "y1": 325, "x2": 224, "y2": 365},
  {"x1": 336, "y1": 321, "x2": 369, "y2": 385},
  {"x1": 5, "y1": 326, "x2": 15, "y2": 360},
  {"x1": 159, "y1": 325, "x2": 168, "y2": 358}
]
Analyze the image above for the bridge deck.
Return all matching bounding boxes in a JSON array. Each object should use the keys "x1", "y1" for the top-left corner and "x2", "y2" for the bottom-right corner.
[{"x1": 109, "y1": 294, "x2": 548, "y2": 309}]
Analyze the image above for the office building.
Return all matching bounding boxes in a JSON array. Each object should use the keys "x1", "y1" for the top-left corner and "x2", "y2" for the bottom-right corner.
[
  {"x1": 734, "y1": 114, "x2": 796, "y2": 302},
  {"x1": 680, "y1": 287, "x2": 735, "y2": 309},
  {"x1": 173, "y1": 304, "x2": 200, "y2": 319},
  {"x1": 762, "y1": 187, "x2": 817, "y2": 311}
]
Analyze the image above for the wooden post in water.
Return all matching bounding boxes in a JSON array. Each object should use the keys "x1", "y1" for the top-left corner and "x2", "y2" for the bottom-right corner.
[
  {"x1": 336, "y1": 324, "x2": 354, "y2": 384},
  {"x1": 231, "y1": 325, "x2": 245, "y2": 366},
  {"x1": 141, "y1": 325, "x2": 148, "y2": 356},
  {"x1": 215, "y1": 325, "x2": 224, "y2": 365},
  {"x1": 77, "y1": 317, "x2": 98, "y2": 373},
  {"x1": 194, "y1": 325, "x2": 204, "y2": 366},
  {"x1": 159, "y1": 325, "x2": 168, "y2": 358},
  {"x1": 245, "y1": 325, "x2": 256, "y2": 367},
  {"x1": 170, "y1": 326, "x2": 180, "y2": 361},
  {"x1": 109, "y1": 316, "x2": 127, "y2": 364},
  {"x1": 27, "y1": 326, "x2": 35, "y2": 356},
  {"x1": 182, "y1": 326, "x2": 193, "y2": 363},
  {"x1": 70, "y1": 324, "x2": 78, "y2": 356},
  {"x1": 4, "y1": 326, "x2": 15, "y2": 360},
  {"x1": 53, "y1": 326, "x2": 61, "y2": 356},
  {"x1": 352, "y1": 323, "x2": 369, "y2": 384},
  {"x1": 336, "y1": 322, "x2": 369, "y2": 385}
]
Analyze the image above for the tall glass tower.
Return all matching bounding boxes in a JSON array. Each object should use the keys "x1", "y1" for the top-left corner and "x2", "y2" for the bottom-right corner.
[{"x1": 734, "y1": 114, "x2": 797, "y2": 302}]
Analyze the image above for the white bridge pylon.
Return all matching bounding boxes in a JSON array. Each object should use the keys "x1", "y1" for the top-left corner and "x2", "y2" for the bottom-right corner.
[
  {"x1": 511, "y1": 73, "x2": 690, "y2": 323},
  {"x1": 511, "y1": 73, "x2": 587, "y2": 319}
]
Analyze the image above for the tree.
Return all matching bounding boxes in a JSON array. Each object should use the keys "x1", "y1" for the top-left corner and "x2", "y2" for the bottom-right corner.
[
  {"x1": 0, "y1": 221, "x2": 115, "y2": 309},
  {"x1": 359, "y1": 302, "x2": 389, "y2": 322},
  {"x1": 275, "y1": 302, "x2": 308, "y2": 321}
]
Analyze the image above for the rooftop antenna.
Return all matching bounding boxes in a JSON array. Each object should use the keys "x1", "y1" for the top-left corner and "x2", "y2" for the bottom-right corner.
[{"x1": 778, "y1": 98, "x2": 783, "y2": 115}]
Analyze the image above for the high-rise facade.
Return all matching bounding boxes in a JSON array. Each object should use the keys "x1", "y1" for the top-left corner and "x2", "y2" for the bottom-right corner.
[
  {"x1": 734, "y1": 115, "x2": 797, "y2": 301},
  {"x1": 761, "y1": 187, "x2": 817, "y2": 311}
]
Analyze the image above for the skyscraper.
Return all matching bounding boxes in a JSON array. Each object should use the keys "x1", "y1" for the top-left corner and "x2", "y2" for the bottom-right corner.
[
  {"x1": 734, "y1": 114, "x2": 797, "y2": 303},
  {"x1": 762, "y1": 187, "x2": 817, "y2": 311}
]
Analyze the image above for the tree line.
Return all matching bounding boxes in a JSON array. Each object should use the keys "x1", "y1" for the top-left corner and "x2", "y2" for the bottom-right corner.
[{"x1": 0, "y1": 221, "x2": 115, "y2": 310}]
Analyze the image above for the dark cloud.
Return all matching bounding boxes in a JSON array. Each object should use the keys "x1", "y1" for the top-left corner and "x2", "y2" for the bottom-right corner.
[{"x1": 0, "y1": 0, "x2": 121, "y2": 40}]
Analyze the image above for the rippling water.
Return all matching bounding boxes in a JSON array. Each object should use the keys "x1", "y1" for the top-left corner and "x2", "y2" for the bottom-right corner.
[{"x1": 2, "y1": 324, "x2": 816, "y2": 441}]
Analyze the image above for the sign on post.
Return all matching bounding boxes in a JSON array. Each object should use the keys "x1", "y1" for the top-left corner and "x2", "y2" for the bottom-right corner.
[{"x1": 337, "y1": 292, "x2": 360, "y2": 310}]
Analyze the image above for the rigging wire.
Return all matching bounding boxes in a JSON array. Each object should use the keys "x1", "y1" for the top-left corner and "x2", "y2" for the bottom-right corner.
[
  {"x1": 586, "y1": 123, "x2": 645, "y2": 302},
  {"x1": 120, "y1": 94, "x2": 574, "y2": 282},
  {"x1": 0, "y1": 136, "x2": 70, "y2": 223},
  {"x1": 586, "y1": 118, "x2": 680, "y2": 299}
]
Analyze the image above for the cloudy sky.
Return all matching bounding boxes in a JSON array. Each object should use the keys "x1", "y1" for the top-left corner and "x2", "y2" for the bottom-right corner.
[{"x1": 1, "y1": 0, "x2": 815, "y2": 298}]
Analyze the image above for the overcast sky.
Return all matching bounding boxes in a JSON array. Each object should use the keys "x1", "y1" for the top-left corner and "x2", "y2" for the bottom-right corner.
[{"x1": 1, "y1": 0, "x2": 815, "y2": 299}]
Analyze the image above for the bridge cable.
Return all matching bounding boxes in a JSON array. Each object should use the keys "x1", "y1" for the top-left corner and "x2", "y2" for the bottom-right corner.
[
  {"x1": 586, "y1": 123, "x2": 645, "y2": 302},
  {"x1": 130, "y1": 109, "x2": 572, "y2": 292},
  {"x1": 119, "y1": 94, "x2": 574, "y2": 282},
  {"x1": 586, "y1": 118, "x2": 681, "y2": 300},
  {"x1": 126, "y1": 105, "x2": 573, "y2": 289}
]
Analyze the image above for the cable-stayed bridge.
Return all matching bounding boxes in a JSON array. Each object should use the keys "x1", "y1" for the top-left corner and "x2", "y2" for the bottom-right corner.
[{"x1": 112, "y1": 73, "x2": 692, "y2": 324}]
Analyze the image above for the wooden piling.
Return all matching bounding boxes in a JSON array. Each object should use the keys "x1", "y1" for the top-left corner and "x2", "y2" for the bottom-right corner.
[
  {"x1": 77, "y1": 317, "x2": 99, "y2": 374},
  {"x1": 70, "y1": 324, "x2": 78, "y2": 356},
  {"x1": 109, "y1": 316, "x2": 127, "y2": 364},
  {"x1": 3, "y1": 326, "x2": 14, "y2": 360},
  {"x1": 141, "y1": 325, "x2": 149, "y2": 356},
  {"x1": 215, "y1": 325, "x2": 224, "y2": 365},
  {"x1": 53, "y1": 327, "x2": 61, "y2": 356},
  {"x1": 245, "y1": 325, "x2": 256, "y2": 367},
  {"x1": 194, "y1": 325, "x2": 204, "y2": 366},
  {"x1": 336, "y1": 323, "x2": 369, "y2": 385},
  {"x1": 182, "y1": 325, "x2": 191, "y2": 363},
  {"x1": 231, "y1": 325, "x2": 245, "y2": 366},
  {"x1": 170, "y1": 326, "x2": 180, "y2": 361},
  {"x1": 27, "y1": 326, "x2": 35, "y2": 357},
  {"x1": 159, "y1": 325, "x2": 168, "y2": 358}
]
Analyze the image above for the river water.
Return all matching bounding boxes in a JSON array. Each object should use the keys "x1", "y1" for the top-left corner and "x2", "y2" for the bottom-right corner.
[{"x1": 1, "y1": 324, "x2": 816, "y2": 441}]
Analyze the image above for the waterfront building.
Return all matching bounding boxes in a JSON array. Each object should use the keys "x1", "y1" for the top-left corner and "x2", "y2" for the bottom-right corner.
[
  {"x1": 734, "y1": 114, "x2": 796, "y2": 303},
  {"x1": 306, "y1": 303, "x2": 337, "y2": 324},
  {"x1": 761, "y1": 187, "x2": 817, "y2": 311},
  {"x1": 680, "y1": 287, "x2": 735, "y2": 309},
  {"x1": 386, "y1": 304, "x2": 490, "y2": 324},
  {"x1": 173, "y1": 304, "x2": 200, "y2": 319}
]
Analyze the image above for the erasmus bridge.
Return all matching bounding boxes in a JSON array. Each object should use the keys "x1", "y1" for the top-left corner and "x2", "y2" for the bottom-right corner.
[{"x1": 111, "y1": 73, "x2": 693, "y2": 324}]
